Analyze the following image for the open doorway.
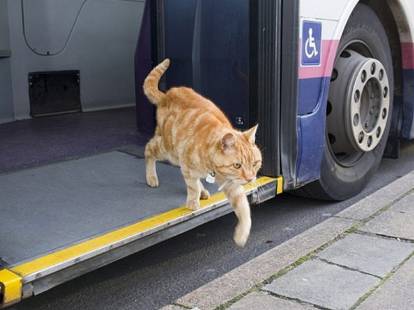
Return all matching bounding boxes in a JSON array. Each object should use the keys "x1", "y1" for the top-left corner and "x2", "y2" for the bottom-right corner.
[
  {"x1": 0, "y1": 0, "x2": 146, "y2": 173},
  {"x1": 0, "y1": 2, "x2": 281, "y2": 300}
]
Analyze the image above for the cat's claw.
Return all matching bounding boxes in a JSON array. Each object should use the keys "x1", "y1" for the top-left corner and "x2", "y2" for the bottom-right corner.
[
  {"x1": 187, "y1": 199, "x2": 201, "y2": 211},
  {"x1": 200, "y1": 189, "x2": 210, "y2": 200},
  {"x1": 146, "y1": 175, "x2": 159, "y2": 188}
]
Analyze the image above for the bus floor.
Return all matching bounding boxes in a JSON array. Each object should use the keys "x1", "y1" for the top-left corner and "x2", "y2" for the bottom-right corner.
[
  {"x1": 0, "y1": 107, "x2": 145, "y2": 174},
  {"x1": 0, "y1": 147, "x2": 218, "y2": 267},
  {"x1": 1, "y1": 107, "x2": 204, "y2": 267}
]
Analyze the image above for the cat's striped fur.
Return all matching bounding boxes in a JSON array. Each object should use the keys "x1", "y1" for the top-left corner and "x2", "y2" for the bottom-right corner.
[{"x1": 143, "y1": 59, "x2": 262, "y2": 247}]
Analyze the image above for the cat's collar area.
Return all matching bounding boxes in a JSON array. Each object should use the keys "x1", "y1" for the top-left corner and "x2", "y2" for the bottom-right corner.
[
  {"x1": 206, "y1": 172, "x2": 216, "y2": 184},
  {"x1": 206, "y1": 171, "x2": 230, "y2": 191}
]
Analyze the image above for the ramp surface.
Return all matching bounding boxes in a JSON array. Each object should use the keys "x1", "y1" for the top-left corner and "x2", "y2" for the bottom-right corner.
[{"x1": 0, "y1": 151, "x2": 216, "y2": 265}]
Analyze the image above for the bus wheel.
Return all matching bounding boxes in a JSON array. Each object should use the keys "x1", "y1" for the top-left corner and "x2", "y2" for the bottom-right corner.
[{"x1": 301, "y1": 4, "x2": 394, "y2": 200}]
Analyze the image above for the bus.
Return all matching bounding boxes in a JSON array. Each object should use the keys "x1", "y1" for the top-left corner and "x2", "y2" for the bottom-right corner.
[{"x1": 0, "y1": 0, "x2": 413, "y2": 307}]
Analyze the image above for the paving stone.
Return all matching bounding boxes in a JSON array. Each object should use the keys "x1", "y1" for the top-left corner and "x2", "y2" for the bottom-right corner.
[
  {"x1": 176, "y1": 217, "x2": 355, "y2": 310},
  {"x1": 357, "y1": 256, "x2": 414, "y2": 310},
  {"x1": 228, "y1": 292, "x2": 316, "y2": 310},
  {"x1": 337, "y1": 172, "x2": 414, "y2": 220},
  {"x1": 360, "y1": 206, "x2": 414, "y2": 241},
  {"x1": 317, "y1": 233, "x2": 414, "y2": 277},
  {"x1": 389, "y1": 193, "x2": 414, "y2": 213},
  {"x1": 264, "y1": 260, "x2": 380, "y2": 310}
]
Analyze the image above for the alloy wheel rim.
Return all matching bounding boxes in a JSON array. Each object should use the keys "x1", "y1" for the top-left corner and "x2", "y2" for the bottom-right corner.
[{"x1": 327, "y1": 48, "x2": 390, "y2": 166}]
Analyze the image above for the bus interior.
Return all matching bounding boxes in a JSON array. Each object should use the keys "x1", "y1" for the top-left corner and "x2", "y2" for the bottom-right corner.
[{"x1": 0, "y1": 0, "x2": 280, "y2": 300}]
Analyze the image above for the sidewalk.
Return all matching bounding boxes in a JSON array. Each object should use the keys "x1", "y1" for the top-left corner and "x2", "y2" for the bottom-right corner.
[{"x1": 162, "y1": 171, "x2": 414, "y2": 310}]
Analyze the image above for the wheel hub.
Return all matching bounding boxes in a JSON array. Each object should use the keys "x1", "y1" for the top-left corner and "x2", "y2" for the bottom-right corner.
[{"x1": 327, "y1": 49, "x2": 390, "y2": 159}]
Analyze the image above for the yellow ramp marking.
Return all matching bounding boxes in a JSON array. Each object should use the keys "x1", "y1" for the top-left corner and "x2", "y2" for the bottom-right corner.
[
  {"x1": 0, "y1": 269, "x2": 22, "y2": 306},
  {"x1": 11, "y1": 177, "x2": 280, "y2": 279},
  {"x1": 276, "y1": 176, "x2": 283, "y2": 194}
]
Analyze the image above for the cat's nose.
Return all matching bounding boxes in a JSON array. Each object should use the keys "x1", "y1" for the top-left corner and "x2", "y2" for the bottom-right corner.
[{"x1": 246, "y1": 176, "x2": 255, "y2": 182}]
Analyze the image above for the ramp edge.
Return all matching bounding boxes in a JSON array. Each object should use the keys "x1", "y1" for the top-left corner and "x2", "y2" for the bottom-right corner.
[
  {"x1": 0, "y1": 269, "x2": 22, "y2": 308},
  {"x1": 9, "y1": 176, "x2": 282, "y2": 294}
]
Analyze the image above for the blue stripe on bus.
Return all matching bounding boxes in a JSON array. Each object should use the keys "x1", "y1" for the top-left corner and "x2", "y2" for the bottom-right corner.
[
  {"x1": 296, "y1": 76, "x2": 330, "y2": 184},
  {"x1": 298, "y1": 77, "x2": 329, "y2": 115}
]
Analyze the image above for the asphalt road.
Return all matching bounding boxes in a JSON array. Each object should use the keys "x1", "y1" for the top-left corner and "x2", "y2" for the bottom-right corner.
[{"x1": 11, "y1": 142, "x2": 414, "y2": 310}]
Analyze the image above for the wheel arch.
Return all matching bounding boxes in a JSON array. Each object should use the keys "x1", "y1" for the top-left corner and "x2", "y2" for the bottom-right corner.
[
  {"x1": 295, "y1": 1, "x2": 407, "y2": 195},
  {"x1": 333, "y1": 1, "x2": 413, "y2": 57},
  {"x1": 292, "y1": 0, "x2": 413, "y2": 187}
]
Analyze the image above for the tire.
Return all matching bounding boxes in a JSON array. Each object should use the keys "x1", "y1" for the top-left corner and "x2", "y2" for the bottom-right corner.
[{"x1": 300, "y1": 4, "x2": 394, "y2": 201}]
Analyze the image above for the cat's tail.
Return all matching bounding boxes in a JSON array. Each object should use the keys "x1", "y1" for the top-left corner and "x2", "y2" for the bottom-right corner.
[{"x1": 143, "y1": 58, "x2": 170, "y2": 105}]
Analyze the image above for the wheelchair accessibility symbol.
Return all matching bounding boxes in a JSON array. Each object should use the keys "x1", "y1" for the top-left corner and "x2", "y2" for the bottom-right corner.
[
  {"x1": 302, "y1": 21, "x2": 322, "y2": 66},
  {"x1": 305, "y1": 28, "x2": 319, "y2": 58}
]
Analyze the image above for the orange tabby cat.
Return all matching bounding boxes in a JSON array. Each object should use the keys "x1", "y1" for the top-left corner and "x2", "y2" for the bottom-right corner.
[{"x1": 143, "y1": 59, "x2": 262, "y2": 247}]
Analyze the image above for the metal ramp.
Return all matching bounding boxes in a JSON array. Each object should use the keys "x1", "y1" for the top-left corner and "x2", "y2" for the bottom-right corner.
[{"x1": 0, "y1": 151, "x2": 281, "y2": 307}]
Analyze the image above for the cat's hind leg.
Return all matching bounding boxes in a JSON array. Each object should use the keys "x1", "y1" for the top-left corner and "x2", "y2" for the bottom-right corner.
[
  {"x1": 199, "y1": 180, "x2": 210, "y2": 200},
  {"x1": 145, "y1": 135, "x2": 163, "y2": 188}
]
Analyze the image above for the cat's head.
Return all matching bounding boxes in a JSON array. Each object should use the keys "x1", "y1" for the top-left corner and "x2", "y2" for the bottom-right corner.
[{"x1": 213, "y1": 125, "x2": 262, "y2": 185}]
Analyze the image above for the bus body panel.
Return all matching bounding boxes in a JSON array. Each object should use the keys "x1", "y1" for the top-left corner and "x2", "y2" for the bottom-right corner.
[{"x1": 296, "y1": 0, "x2": 414, "y2": 185}]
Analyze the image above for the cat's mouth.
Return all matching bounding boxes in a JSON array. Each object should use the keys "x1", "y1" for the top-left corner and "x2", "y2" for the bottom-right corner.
[
  {"x1": 219, "y1": 176, "x2": 257, "y2": 186},
  {"x1": 238, "y1": 177, "x2": 257, "y2": 185}
]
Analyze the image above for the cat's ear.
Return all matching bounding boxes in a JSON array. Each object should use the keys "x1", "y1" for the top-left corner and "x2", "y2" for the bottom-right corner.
[
  {"x1": 221, "y1": 133, "x2": 235, "y2": 151},
  {"x1": 244, "y1": 124, "x2": 258, "y2": 144}
]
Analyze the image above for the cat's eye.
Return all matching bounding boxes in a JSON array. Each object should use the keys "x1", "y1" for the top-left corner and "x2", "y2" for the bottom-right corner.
[{"x1": 233, "y1": 163, "x2": 242, "y2": 169}]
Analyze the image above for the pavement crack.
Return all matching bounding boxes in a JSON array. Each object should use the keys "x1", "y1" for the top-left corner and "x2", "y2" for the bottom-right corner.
[
  {"x1": 172, "y1": 302, "x2": 192, "y2": 309},
  {"x1": 362, "y1": 188, "x2": 414, "y2": 221},
  {"x1": 349, "y1": 251, "x2": 414, "y2": 309},
  {"x1": 264, "y1": 291, "x2": 332, "y2": 310},
  {"x1": 355, "y1": 230, "x2": 414, "y2": 244},
  {"x1": 316, "y1": 257, "x2": 382, "y2": 279}
]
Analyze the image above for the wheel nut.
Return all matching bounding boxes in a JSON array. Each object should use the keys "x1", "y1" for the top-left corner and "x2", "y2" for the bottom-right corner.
[
  {"x1": 354, "y1": 90, "x2": 360, "y2": 103},
  {"x1": 353, "y1": 114, "x2": 360, "y2": 126},
  {"x1": 379, "y1": 69, "x2": 384, "y2": 81},
  {"x1": 383, "y1": 87, "x2": 388, "y2": 98},
  {"x1": 358, "y1": 132, "x2": 364, "y2": 143},
  {"x1": 371, "y1": 63, "x2": 376, "y2": 75},
  {"x1": 376, "y1": 127, "x2": 382, "y2": 138},
  {"x1": 361, "y1": 70, "x2": 367, "y2": 83},
  {"x1": 367, "y1": 136, "x2": 373, "y2": 147}
]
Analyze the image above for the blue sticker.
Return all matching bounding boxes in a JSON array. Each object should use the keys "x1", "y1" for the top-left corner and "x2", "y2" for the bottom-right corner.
[{"x1": 301, "y1": 21, "x2": 322, "y2": 66}]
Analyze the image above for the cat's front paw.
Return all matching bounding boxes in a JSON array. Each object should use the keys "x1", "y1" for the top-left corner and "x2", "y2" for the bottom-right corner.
[
  {"x1": 187, "y1": 199, "x2": 201, "y2": 211},
  {"x1": 234, "y1": 230, "x2": 248, "y2": 248},
  {"x1": 200, "y1": 189, "x2": 210, "y2": 200},
  {"x1": 233, "y1": 222, "x2": 251, "y2": 248},
  {"x1": 146, "y1": 175, "x2": 159, "y2": 188}
]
